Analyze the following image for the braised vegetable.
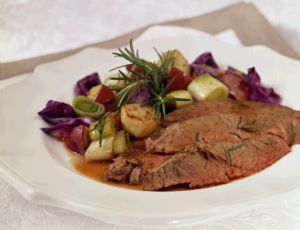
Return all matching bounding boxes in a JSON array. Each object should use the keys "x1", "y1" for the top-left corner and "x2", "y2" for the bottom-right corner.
[
  {"x1": 92, "y1": 84, "x2": 118, "y2": 111},
  {"x1": 166, "y1": 90, "x2": 193, "y2": 108},
  {"x1": 121, "y1": 104, "x2": 160, "y2": 138},
  {"x1": 67, "y1": 125, "x2": 91, "y2": 155},
  {"x1": 132, "y1": 87, "x2": 150, "y2": 104},
  {"x1": 104, "y1": 73, "x2": 126, "y2": 89},
  {"x1": 72, "y1": 96, "x2": 105, "y2": 119},
  {"x1": 85, "y1": 134, "x2": 115, "y2": 161},
  {"x1": 76, "y1": 72, "x2": 101, "y2": 96},
  {"x1": 38, "y1": 100, "x2": 76, "y2": 125},
  {"x1": 217, "y1": 73, "x2": 251, "y2": 101},
  {"x1": 89, "y1": 117, "x2": 115, "y2": 140},
  {"x1": 187, "y1": 73, "x2": 229, "y2": 101},
  {"x1": 114, "y1": 130, "x2": 130, "y2": 155},
  {"x1": 157, "y1": 49, "x2": 190, "y2": 75},
  {"x1": 41, "y1": 116, "x2": 96, "y2": 140},
  {"x1": 87, "y1": 85, "x2": 101, "y2": 100},
  {"x1": 165, "y1": 67, "x2": 193, "y2": 93},
  {"x1": 247, "y1": 67, "x2": 281, "y2": 104}
]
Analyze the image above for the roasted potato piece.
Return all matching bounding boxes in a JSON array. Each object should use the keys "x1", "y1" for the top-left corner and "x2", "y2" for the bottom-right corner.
[
  {"x1": 104, "y1": 73, "x2": 126, "y2": 89},
  {"x1": 87, "y1": 85, "x2": 101, "y2": 100},
  {"x1": 121, "y1": 104, "x2": 161, "y2": 138},
  {"x1": 157, "y1": 49, "x2": 190, "y2": 76}
]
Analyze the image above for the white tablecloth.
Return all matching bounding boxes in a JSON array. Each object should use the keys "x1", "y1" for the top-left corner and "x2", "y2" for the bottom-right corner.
[{"x1": 1, "y1": 1, "x2": 300, "y2": 229}]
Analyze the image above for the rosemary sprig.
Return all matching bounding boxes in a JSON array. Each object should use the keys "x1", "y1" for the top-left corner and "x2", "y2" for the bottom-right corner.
[
  {"x1": 196, "y1": 132, "x2": 200, "y2": 142},
  {"x1": 229, "y1": 132, "x2": 243, "y2": 141},
  {"x1": 233, "y1": 104, "x2": 249, "y2": 110},
  {"x1": 109, "y1": 39, "x2": 191, "y2": 121},
  {"x1": 173, "y1": 161, "x2": 180, "y2": 179},
  {"x1": 228, "y1": 143, "x2": 245, "y2": 151},
  {"x1": 133, "y1": 157, "x2": 142, "y2": 165},
  {"x1": 98, "y1": 112, "x2": 108, "y2": 147},
  {"x1": 238, "y1": 116, "x2": 257, "y2": 132},
  {"x1": 223, "y1": 143, "x2": 244, "y2": 164},
  {"x1": 175, "y1": 147, "x2": 186, "y2": 154}
]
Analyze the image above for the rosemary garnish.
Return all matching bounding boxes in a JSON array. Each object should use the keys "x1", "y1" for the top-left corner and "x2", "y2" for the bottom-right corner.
[
  {"x1": 229, "y1": 132, "x2": 243, "y2": 140},
  {"x1": 173, "y1": 161, "x2": 180, "y2": 179},
  {"x1": 223, "y1": 143, "x2": 244, "y2": 164},
  {"x1": 98, "y1": 113, "x2": 108, "y2": 147},
  {"x1": 133, "y1": 157, "x2": 142, "y2": 165},
  {"x1": 108, "y1": 39, "x2": 191, "y2": 121},
  {"x1": 196, "y1": 132, "x2": 200, "y2": 142},
  {"x1": 175, "y1": 147, "x2": 186, "y2": 154},
  {"x1": 233, "y1": 104, "x2": 249, "y2": 110},
  {"x1": 228, "y1": 143, "x2": 245, "y2": 151},
  {"x1": 223, "y1": 147, "x2": 229, "y2": 161},
  {"x1": 238, "y1": 116, "x2": 257, "y2": 132},
  {"x1": 126, "y1": 160, "x2": 141, "y2": 166}
]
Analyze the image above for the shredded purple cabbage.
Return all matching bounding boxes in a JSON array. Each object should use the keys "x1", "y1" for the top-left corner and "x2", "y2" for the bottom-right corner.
[
  {"x1": 76, "y1": 72, "x2": 101, "y2": 96},
  {"x1": 191, "y1": 64, "x2": 219, "y2": 77},
  {"x1": 247, "y1": 67, "x2": 281, "y2": 104},
  {"x1": 38, "y1": 100, "x2": 76, "y2": 125},
  {"x1": 191, "y1": 52, "x2": 218, "y2": 73},
  {"x1": 132, "y1": 87, "x2": 150, "y2": 104},
  {"x1": 41, "y1": 116, "x2": 96, "y2": 140},
  {"x1": 226, "y1": 66, "x2": 247, "y2": 80}
]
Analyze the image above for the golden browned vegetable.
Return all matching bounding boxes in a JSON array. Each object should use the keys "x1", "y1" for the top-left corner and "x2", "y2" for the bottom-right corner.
[
  {"x1": 121, "y1": 104, "x2": 161, "y2": 138},
  {"x1": 157, "y1": 49, "x2": 190, "y2": 75}
]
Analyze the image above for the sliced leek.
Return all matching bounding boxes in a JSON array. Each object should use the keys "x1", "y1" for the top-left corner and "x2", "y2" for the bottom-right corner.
[
  {"x1": 89, "y1": 117, "x2": 115, "y2": 141},
  {"x1": 85, "y1": 134, "x2": 115, "y2": 161},
  {"x1": 104, "y1": 73, "x2": 126, "y2": 89},
  {"x1": 114, "y1": 130, "x2": 130, "y2": 155},
  {"x1": 72, "y1": 96, "x2": 105, "y2": 119},
  {"x1": 166, "y1": 90, "x2": 193, "y2": 109},
  {"x1": 187, "y1": 73, "x2": 229, "y2": 101}
]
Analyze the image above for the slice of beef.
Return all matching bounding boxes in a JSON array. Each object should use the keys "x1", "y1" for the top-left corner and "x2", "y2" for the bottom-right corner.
[
  {"x1": 105, "y1": 149, "x2": 171, "y2": 183},
  {"x1": 129, "y1": 167, "x2": 141, "y2": 184},
  {"x1": 146, "y1": 112, "x2": 294, "y2": 154},
  {"x1": 142, "y1": 134, "x2": 291, "y2": 191},
  {"x1": 161, "y1": 99, "x2": 300, "y2": 127},
  {"x1": 105, "y1": 157, "x2": 134, "y2": 181}
]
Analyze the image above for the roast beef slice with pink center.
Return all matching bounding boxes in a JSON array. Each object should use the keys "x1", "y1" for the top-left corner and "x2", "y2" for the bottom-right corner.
[
  {"x1": 142, "y1": 134, "x2": 291, "y2": 191},
  {"x1": 146, "y1": 112, "x2": 293, "y2": 154},
  {"x1": 161, "y1": 99, "x2": 299, "y2": 127}
]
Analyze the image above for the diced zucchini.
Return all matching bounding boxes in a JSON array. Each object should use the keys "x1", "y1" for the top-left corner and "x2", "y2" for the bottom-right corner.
[
  {"x1": 187, "y1": 73, "x2": 229, "y2": 101},
  {"x1": 166, "y1": 90, "x2": 193, "y2": 109}
]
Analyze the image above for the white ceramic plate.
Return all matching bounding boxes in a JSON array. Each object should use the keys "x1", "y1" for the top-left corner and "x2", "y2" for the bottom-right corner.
[{"x1": 1, "y1": 36, "x2": 300, "y2": 229}]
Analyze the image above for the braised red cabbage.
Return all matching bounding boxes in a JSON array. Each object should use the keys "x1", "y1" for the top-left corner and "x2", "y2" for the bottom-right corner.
[
  {"x1": 191, "y1": 52, "x2": 218, "y2": 74},
  {"x1": 76, "y1": 72, "x2": 101, "y2": 96},
  {"x1": 41, "y1": 116, "x2": 96, "y2": 140},
  {"x1": 38, "y1": 100, "x2": 76, "y2": 125},
  {"x1": 226, "y1": 66, "x2": 247, "y2": 80},
  {"x1": 191, "y1": 64, "x2": 219, "y2": 77},
  {"x1": 247, "y1": 67, "x2": 281, "y2": 104},
  {"x1": 132, "y1": 87, "x2": 150, "y2": 104}
]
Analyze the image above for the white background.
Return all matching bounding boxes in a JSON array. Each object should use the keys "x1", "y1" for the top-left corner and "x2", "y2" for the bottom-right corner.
[{"x1": 1, "y1": 0, "x2": 300, "y2": 62}]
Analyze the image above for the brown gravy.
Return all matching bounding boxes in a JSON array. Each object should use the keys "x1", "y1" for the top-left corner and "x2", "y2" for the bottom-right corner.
[{"x1": 66, "y1": 138, "x2": 191, "y2": 191}]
